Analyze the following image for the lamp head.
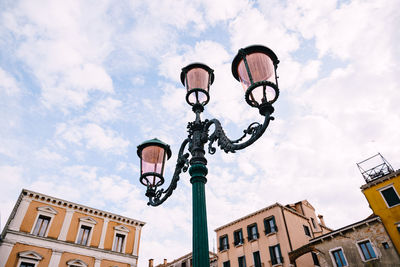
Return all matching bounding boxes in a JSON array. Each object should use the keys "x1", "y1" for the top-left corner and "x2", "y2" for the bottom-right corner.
[{"x1": 181, "y1": 63, "x2": 214, "y2": 107}]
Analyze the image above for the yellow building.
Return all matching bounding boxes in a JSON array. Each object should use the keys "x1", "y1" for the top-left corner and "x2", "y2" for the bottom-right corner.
[
  {"x1": 0, "y1": 189, "x2": 145, "y2": 267},
  {"x1": 359, "y1": 154, "x2": 400, "y2": 254}
]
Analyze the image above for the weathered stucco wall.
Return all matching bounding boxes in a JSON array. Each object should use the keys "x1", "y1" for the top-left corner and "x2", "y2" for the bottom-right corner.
[{"x1": 313, "y1": 220, "x2": 399, "y2": 267}]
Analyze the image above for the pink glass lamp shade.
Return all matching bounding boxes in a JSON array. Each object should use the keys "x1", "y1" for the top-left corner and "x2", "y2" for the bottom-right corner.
[
  {"x1": 181, "y1": 63, "x2": 214, "y2": 106},
  {"x1": 137, "y1": 138, "x2": 172, "y2": 189},
  {"x1": 231, "y1": 45, "x2": 279, "y2": 108}
]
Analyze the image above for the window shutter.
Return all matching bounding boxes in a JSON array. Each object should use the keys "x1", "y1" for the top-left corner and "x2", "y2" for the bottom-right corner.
[
  {"x1": 253, "y1": 251, "x2": 261, "y2": 267},
  {"x1": 277, "y1": 244, "x2": 283, "y2": 263},
  {"x1": 272, "y1": 216, "x2": 277, "y2": 232},
  {"x1": 269, "y1": 246, "x2": 277, "y2": 265}
]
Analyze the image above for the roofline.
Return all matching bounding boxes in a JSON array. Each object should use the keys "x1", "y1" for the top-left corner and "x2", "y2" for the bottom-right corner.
[
  {"x1": 20, "y1": 189, "x2": 145, "y2": 226},
  {"x1": 309, "y1": 215, "x2": 380, "y2": 243},
  {"x1": 156, "y1": 251, "x2": 217, "y2": 266},
  {"x1": 360, "y1": 169, "x2": 400, "y2": 190},
  {"x1": 214, "y1": 202, "x2": 309, "y2": 232}
]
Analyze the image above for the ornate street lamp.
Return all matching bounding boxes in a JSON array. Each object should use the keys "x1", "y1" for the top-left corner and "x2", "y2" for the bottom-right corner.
[{"x1": 137, "y1": 45, "x2": 279, "y2": 267}]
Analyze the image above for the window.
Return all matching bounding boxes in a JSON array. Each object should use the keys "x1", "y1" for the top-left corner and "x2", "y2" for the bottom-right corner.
[
  {"x1": 382, "y1": 242, "x2": 389, "y2": 249},
  {"x1": 219, "y1": 235, "x2": 229, "y2": 251},
  {"x1": 247, "y1": 224, "x2": 259, "y2": 241},
  {"x1": 234, "y1": 229, "x2": 244, "y2": 246},
  {"x1": 358, "y1": 240, "x2": 377, "y2": 261},
  {"x1": 112, "y1": 225, "x2": 130, "y2": 253},
  {"x1": 75, "y1": 217, "x2": 97, "y2": 246},
  {"x1": 17, "y1": 251, "x2": 43, "y2": 267},
  {"x1": 330, "y1": 248, "x2": 348, "y2": 267},
  {"x1": 379, "y1": 185, "x2": 400, "y2": 207},
  {"x1": 264, "y1": 216, "x2": 278, "y2": 234},
  {"x1": 253, "y1": 251, "x2": 261, "y2": 267},
  {"x1": 76, "y1": 225, "x2": 91, "y2": 245},
  {"x1": 311, "y1": 218, "x2": 317, "y2": 229},
  {"x1": 223, "y1": 260, "x2": 230, "y2": 267},
  {"x1": 312, "y1": 252, "x2": 320, "y2": 266},
  {"x1": 303, "y1": 225, "x2": 311, "y2": 237},
  {"x1": 238, "y1": 256, "x2": 246, "y2": 267},
  {"x1": 31, "y1": 206, "x2": 57, "y2": 237},
  {"x1": 182, "y1": 262, "x2": 186, "y2": 267},
  {"x1": 32, "y1": 215, "x2": 51, "y2": 237},
  {"x1": 269, "y1": 244, "x2": 283, "y2": 265},
  {"x1": 113, "y1": 233, "x2": 125, "y2": 252}
]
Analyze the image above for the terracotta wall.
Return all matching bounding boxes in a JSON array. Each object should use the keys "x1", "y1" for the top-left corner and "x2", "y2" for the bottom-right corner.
[
  {"x1": 19, "y1": 200, "x2": 66, "y2": 239},
  {"x1": 5, "y1": 243, "x2": 52, "y2": 267}
]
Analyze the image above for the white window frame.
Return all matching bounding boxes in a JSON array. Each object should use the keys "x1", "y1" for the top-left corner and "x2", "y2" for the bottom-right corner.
[
  {"x1": 75, "y1": 217, "x2": 97, "y2": 246},
  {"x1": 112, "y1": 225, "x2": 130, "y2": 253},
  {"x1": 329, "y1": 247, "x2": 348, "y2": 267},
  {"x1": 378, "y1": 184, "x2": 400, "y2": 208},
  {"x1": 356, "y1": 238, "x2": 379, "y2": 262},
  {"x1": 30, "y1": 206, "x2": 58, "y2": 237},
  {"x1": 66, "y1": 259, "x2": 88, "y2": 267},
  {"x1": 17, "y1": 251, "x2": 43, "y2": 267}
]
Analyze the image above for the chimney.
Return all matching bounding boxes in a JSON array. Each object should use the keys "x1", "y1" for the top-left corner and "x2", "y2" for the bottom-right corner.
[
  {"x1": 318, "y1": 214, "x2": 326, "y2": 227},
  {"x1": 164, "y1": 259, "x2": 167, "y2": 266},
  {"x1": 149, "y1": 259, "x2": 154, "y2": 267}
]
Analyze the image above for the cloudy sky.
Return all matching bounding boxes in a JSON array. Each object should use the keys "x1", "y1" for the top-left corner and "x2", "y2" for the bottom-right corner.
[{"x1": 0, "y1": 0, "x2": 399, "y2": 265}]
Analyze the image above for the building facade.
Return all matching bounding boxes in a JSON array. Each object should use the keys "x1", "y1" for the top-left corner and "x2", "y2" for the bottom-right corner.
[
  {"x1": 151, "y1": 251, "x2": 218, "y2": 267},
  {"x1": 214, "y1": 200, "x2": 331, "y2": 267},
  {"x1": 360, "y1": 169, "x2": 400, "y2": 254},
  {"x1": 0, "y1": 189, "x2": 145, "y2": 267},
  {"x1": 289, "y1": 215, "x2": 400, "y2": 266}
]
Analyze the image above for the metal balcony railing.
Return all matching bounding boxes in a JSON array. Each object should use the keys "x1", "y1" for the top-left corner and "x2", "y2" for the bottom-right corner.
[{"x1": 357, "y1": 153, "x2": 394, "y2": 183}]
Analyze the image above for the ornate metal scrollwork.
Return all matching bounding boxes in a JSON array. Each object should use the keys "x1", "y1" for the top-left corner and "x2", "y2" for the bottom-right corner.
[
  {"x1": 147, "y1": 138, "x2": 190, "y2": 206},
  {"x1": 205, "y1": 111, "x2": 274, "y2": 154}
]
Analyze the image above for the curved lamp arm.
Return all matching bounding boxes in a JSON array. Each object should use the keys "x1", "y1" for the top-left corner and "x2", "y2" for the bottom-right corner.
[
  {"x1": 205, "y1": 111, "x2": 274, "y2": 154},
  {"x1": 147, "y1": 138, "x2": 190, "y2": 206}
]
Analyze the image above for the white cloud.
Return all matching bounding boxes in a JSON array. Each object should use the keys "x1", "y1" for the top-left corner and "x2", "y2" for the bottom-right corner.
[
  {"x1": 0, "y1": 68, "x2": 20, "y2": 96},
  {"x1": 56, "y1": 122, "x2": 129, "y2": 155},
  {"x1": 3, "y1": 0, "x2": 115, "y2": 111},
  {"x1": 200, "y1": 0, "x2": 249, "y2": 25},
  {"x1": 0, "y1": 165, "x2": 25, "y2": 232},
  {"x1": 34, "y1": 148, "x2": 67, "y2": 162},
  {"x1": 86, "y1": 97, "x2": 122, "y2": 123},
  {"x1": 229, "y1": 7, "x2": 300, "y2": 59}
]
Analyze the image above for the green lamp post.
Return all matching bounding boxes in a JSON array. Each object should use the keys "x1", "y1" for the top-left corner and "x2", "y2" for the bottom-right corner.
[{"x1": 137, "y1": 45, "x2": 280, "y2": 267}]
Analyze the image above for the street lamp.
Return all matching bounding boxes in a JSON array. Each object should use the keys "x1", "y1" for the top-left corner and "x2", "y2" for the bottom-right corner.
[{"x1": 137, "y1": 45, "x2": 280, "y2": 267}]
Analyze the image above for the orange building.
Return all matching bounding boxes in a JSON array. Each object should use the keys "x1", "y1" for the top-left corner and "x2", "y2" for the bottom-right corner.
[
  {"x1": 0, "y1": 189, "x2": 145, "y2": 267},
  {"x1": 215, "y1": 200, "x2": 331, "y2": 267}
]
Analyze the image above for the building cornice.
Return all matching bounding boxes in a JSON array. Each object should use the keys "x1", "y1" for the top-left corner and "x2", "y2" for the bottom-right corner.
[
  {"x1": 360, "y1": 169, "x2": 400, "y2": 190},
  {"x1": 21, "y1": 189, "x2": 145, "y2": 227}
]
